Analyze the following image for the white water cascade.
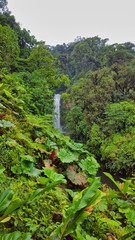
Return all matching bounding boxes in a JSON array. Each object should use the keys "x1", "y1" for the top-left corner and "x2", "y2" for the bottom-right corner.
[{"x1": 54, "y1": 94, "x2": 61, "y2": 129}]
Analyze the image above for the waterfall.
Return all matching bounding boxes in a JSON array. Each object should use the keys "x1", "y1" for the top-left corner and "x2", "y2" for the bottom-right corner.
[{"x1": 54, "y1": 94, "x2": 61, "y2": 129}]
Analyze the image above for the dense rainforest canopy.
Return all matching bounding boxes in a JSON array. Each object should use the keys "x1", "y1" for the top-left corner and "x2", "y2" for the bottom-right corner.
[
  {"x1": 0, "y1": 1, "x2": 134, "y2": 239},
  {"x1": 50, "y1": 36, "x2": 135, "y2": 176}
]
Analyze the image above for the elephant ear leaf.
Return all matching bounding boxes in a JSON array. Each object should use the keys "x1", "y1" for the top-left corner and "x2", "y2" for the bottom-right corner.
[
  {"x1": 79, "y1": 157, "x2": 100, "y2": 176},
  {"x1": 66, "y1": 165, "x2": 88, "y2": 186},
  {"x1": 57, "y1": 148, "x2": 79, "y2": 163}
]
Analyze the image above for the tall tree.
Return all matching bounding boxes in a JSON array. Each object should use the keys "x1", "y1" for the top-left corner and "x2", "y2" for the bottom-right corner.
[{"x1": 0, "y1": 24, "x2": 20, "y2": 71}]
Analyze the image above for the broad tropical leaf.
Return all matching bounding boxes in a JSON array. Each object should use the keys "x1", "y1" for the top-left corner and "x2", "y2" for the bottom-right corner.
[
  {"x1": 0, "y1": 199, "x2": 25, "y2": 222},
  {"x1": 66, "y1": 165, "x2": 87, "y2": 186},
  {"x1": 43, "y1": 167, "x2": 67, "y2": 184},
  {"x1": 0, "y1": 231, "x2": 32, "y2": 240},
  {"x1": 51, "y1": 178, "x2": 102, "y2": 239},
  {"x1": 21, "y1": 161, "x2": 42, "y2": 177},
  {"x1": 79, "y1": 157, "x2": 100, "y2": 176},
  {"x1": 0, "y1": 189, "x2": 13, "y2": 212},
  {"x1": 58, "y1": 148, "x2": 79, "y2": 163}
]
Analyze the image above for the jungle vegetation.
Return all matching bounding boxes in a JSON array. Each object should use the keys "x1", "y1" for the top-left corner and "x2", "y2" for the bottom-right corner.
[
  {"x1": 51, "y1": 36, "x2": 135, "y2": 176},
  {"x1": 0, "y1": 1, "x2": 134, "y2": 239}
]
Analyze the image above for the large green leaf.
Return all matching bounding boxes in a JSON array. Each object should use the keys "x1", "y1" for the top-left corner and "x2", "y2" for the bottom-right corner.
[
  {"x1": 79, "y1": 157, "x2": 100, "y2": 176},
  {"x1": 0, "y1": 231, "x2": 21, "y2": 240},
  {"x1": 0, "y1": 231, "x2": 31, "y2": 240},
  {"x1": 21, "y1": 161, "x2": 42, "y2": 177},
  {"x1": 52, "y1": 178, "x2": 102, "y2": 238},
  {"x1": 0, "y1": 199, "x2": 25, "y2": 222},
  {"x1": 45, "y1": 139, "x2": 57, "y2": 149},
  {"x1": 58, "y1": 148, "x2": 79, "y2": 163},
  {"x1": 65, "y1": 141, "x2": 88, "y2": 153},
  {"x1": 74, "y1": 178, "x2": 101, "y2": 211},
  {"x1": 43, "y1": 167, "x2": 67, "y2": 184},
  {"x1": 62, "y1": 189, "x2": 102, "y2": 237},
  {"x1": 0, "y1": 189, "x2": 13, "y2": 212}
]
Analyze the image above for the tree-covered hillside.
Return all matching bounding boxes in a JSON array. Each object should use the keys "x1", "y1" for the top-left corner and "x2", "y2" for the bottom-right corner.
[
  {"x1": 0, "y1": 1, "x2": 135, "y2": 239},
  {"x1": 48, "y1": 37, "x2": 135, "y2": 81},
  {"x1": 50, "y1": 37, "x2": 135, "y2": 175}
]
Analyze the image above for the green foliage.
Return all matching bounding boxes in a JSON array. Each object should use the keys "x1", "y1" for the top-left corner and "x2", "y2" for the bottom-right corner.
[
  {"x1": 61, "y1": 93, "x2": 70, "y2": 104},
  {"x1": 65, "y1": 105, "x2": 89, "y2": 142},
  {"x1": 0, "y1": 172, "x2": 68, "y2": 238},
  {"x1": 0, "y1": 119, "x2": 15, "y2": 128},
  {"x1": 51, "y1": 177, "x2": 102, "y2": 239},
  {"x1": 101, "y1": 173, "x2": 135, "y2": 239},
  {"x1": 28, "y1": 43, "x2": 54, "y2": 71},
  {"x1": 43, "y1": 167, "x2": 67, "y2": 184},
  {"x1": 0, "y1": 166, "x2": 5, "y2": 174},
  {"x1": 21, "y1": 160, "x2": 42, "y2": 177},
  {"x1": 79, "y1": 157, "x2": 100, "y2": 176},
  {"x1": 56, "y1": 36, "x2": 135, "y2": 176},
  {"x1": 0, "y1": 231, "x2": 32, "y2": 240},
  {"x1": 104, "y1": 101, "x2": 135, "y2": 134},
  {"x1": 0, "y1": 189, "x2": 13, "y2": 213},
  {"x1": 0, "y1": 103, "x2": 6, "y2": 109},
  {"x1": 0, "y1": 24, "x2": 20, "y2": 71},
  {"x1": 100, "y1": 103, "x2": 135, "y2": 173},
  {"x1": 61, "y1": 65, "x2": 135, "y2": 174},
  {"x1": 0, "y1": 6, "x2": 135, "y2": 239},
  {"x1": 82, "y1": 174, "x2": 135, "y2": 240},
  {"x1": 58, "y1": 148, "x2": 79, "y2": 163},
  {"x1": 87, "y1": 123, "x2": 103, "y2": 157}
]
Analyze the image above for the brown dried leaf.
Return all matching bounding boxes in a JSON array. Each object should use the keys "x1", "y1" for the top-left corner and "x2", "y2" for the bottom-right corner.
[{"x1": 66, "y1": 165, "x2": 88, "y2": 186}]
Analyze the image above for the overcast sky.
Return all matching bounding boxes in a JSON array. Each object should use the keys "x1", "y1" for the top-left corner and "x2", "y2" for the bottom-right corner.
[{"x1": 7, "y1": 0, "x2": 135, "y2": 46}]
